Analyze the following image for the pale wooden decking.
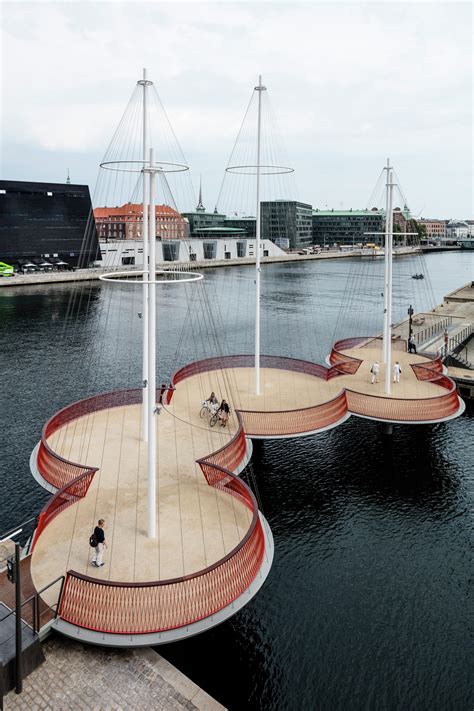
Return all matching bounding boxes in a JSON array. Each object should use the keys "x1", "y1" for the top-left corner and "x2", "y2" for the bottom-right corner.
[
  {"x1": 31, "y1": 354, "x2": 445, "y2": 605},
  {"x1": 31, "y1": 404, "x2": 252, "y2": 606}
]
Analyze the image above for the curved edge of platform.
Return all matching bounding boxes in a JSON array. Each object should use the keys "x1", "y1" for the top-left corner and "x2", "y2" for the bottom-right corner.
[
  {"x1": 29, "y1": 442, "x2": 59, "y2": 494},
  {"x1": 247, "y1": 411, "x2": 352, "y2": 440},
  {"x1": 50, "y1": 512, "x2": 274, "y2": 648},
  {"x1": 235, "y1": 437, "x2": 253, "y2": 474},
  {"x1": 351, "y1": 397, "x2": 466, "y2": 425}
]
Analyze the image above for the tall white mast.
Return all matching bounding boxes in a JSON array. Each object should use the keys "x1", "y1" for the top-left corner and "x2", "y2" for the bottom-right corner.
[
  {"x1": 384, "y1": 162, "x2": 394, "y2": 395},
  {"x1": 138, "y1": 68, "x2": 152, "y2": 442},
  {"x1": 147, "y1": 147, "x2": 157, "y2": 539},
  {"x1": 382, "y1": 158, "x2": 390, "y2": 366},
  {"x1": 254, "y1": 75, "x2": 266, "y2": 396}
]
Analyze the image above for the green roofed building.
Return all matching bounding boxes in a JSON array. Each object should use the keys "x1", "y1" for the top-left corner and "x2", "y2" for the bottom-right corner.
[{"x1": 312, "y1": 208, "x2": 385, "y2": 246}]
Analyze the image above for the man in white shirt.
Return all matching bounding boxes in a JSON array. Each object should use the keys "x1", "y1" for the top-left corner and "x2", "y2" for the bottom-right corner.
[
  {"x1": 370, "y1": 361, "x2": 380, "y2": 384},
  {"x1": 393, "y1": 361, "x2": 402, "y2": 383}
]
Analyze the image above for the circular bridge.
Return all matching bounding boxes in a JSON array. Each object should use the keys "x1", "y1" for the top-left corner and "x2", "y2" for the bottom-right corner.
[{"x1": 29, "y1": 340, "x2": 463, "y2": 645}]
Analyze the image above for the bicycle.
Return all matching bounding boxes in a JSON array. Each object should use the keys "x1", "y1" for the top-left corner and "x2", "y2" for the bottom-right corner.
[
  {"x1": 210, "y1": 408, "x2": 231, "y2": 428},
  {"x1": 200, "y1": 400, "x2": 218, "y2": 419}
]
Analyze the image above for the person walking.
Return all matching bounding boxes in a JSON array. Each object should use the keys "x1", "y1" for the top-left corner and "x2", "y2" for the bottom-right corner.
[
  {"x1": 408, "y1": 336, "x2": 417, "y2": 354},
  {"x1": 370, "y1": 361, "x2": 380, "y2": 384},
  {"x1": 393, "y1": 361, "x2": 402, "y2": 383},
  {"x1": 91, "y1": 519, "x2": 107, "y2": 567}
]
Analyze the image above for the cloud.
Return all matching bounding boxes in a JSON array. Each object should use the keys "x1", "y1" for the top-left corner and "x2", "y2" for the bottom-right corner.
[{"x1": 1, "y1": 1, "x2": 472, "y2": 218}]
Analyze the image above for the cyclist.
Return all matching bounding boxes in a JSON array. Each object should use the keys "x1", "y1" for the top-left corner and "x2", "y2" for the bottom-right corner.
[{"x1": 217, "y1": 399, "x2": 230, "y2": 427}]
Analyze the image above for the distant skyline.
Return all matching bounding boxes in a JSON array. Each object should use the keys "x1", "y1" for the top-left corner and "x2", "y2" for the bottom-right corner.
[{"x1": 1, "y1": 1, "x2": 473, "y2": 219}]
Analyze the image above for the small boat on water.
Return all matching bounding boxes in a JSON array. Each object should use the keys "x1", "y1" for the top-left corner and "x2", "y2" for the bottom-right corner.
[{"x1": 412, "y1": 273, "x2": 424, "y2": 279}]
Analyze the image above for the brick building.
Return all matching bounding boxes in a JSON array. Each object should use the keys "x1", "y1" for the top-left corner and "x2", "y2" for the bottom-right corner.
[
  {"x1": 94, "y1": 203, "x2": 187, "y2": 241},
  {"x1": 419, "y1": 219, "x2": 447, "y2": 241}
]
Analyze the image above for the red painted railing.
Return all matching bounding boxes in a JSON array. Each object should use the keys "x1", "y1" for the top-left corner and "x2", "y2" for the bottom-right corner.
[
  {"x1": 345, "y1": 374, "x2": 459, "y2": 422},
  {"x1": 58, "y1": 461, "x2": 265, "y2": 635},
  {"x1": 37, "y1": 389, "x2": 143, "y2": 491},
  {"x1": 59, "y1": 502, "x2": 265, "y2": 634},
  {"x1": 239, "y1": 392, "x2": 348, "y2": 437},
  {"x1": 33, "y1": 387, "x2": 266, "y2": 635},
  {"x1": 32, "y1": 471, "x2": 96, "y2": 550},
  {"x1": 167, "y1": 355, "x2": 330, "y2": 405},
  {"x1": 197, "y1": 414, "x2": 248, "y2": 479}
]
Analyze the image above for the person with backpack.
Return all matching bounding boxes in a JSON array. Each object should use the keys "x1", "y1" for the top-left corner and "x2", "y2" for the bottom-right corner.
[
  {"x1": 393, "y1": 361, "x2": 402, "y2": 383},
  {"x1": 90, "y1": 519, "x2": 107, "y2": 567}
]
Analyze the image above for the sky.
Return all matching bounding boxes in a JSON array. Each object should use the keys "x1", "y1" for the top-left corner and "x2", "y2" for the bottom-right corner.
[{"x1": 1, "y1": 0, "x2": 473, "y2": 219}]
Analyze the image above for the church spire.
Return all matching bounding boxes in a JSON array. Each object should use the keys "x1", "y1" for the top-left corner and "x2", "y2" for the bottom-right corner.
[
  {"x1": 66, "y1": 169, "x2": 71, "y2": 185},
  {"x1": 196, "y1": 175, "x2": 205, "y2": 212}
]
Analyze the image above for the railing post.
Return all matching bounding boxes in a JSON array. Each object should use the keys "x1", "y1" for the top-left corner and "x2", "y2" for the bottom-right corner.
[{"x1": 14, "y1": 542, "x2": 22, "y2": 695}]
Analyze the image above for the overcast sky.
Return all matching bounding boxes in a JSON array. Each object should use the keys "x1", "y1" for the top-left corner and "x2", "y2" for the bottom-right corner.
[{"x1": 1, "y1": 1, "x2": 473, "y2": 218}]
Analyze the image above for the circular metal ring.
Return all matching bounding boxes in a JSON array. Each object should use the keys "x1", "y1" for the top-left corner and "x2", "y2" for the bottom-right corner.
[
  {"x1": 99, "y1": 269, "x2": 203, "y2": 284},
  {"x1": 226, "y1": 164, "x2": 294, "y2": 175},
  {"x1": 100, "y1": 160, "x2": 189, "y2": 174}
]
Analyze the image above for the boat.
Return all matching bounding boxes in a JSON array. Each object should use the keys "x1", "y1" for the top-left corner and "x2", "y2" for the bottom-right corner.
[{"x1": 412, "y1": 273, "x2": 424, "y2": 279}]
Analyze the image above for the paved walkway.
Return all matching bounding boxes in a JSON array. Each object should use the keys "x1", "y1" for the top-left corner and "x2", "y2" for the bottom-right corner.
[{"x1": 3, "y1": 634, "x2": 225, "y2": 710}]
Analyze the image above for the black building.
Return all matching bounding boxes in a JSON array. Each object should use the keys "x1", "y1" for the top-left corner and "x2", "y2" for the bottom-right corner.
[
  {"x1": 0, "y1": 180, "x2": 100, "y2": 267},
  {"x1": 261, "y1": 200, "x2": 313, "y2": 249}
]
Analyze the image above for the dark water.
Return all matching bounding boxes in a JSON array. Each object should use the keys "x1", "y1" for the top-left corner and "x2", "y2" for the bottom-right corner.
[{"x1": 0, "y1": 251, "x2": 472, "y2": 710}]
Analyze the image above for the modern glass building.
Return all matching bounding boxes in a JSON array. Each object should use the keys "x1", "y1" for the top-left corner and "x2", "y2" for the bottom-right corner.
[
  {"x1": 261, "y1": 200, "x2": 313, "y2": 249},
  {"x1": 312, "y1": 209, "x2": 385, "y2": 246}
]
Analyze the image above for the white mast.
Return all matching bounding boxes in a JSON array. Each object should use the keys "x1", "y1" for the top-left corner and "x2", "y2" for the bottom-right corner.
[
  {"x1": 147, "y1": 147, "x2": 157, "y2": 539},
  {"x1": 254, "y1": 75, "x2": 266, "y2": 396},
  {"x1": 138, "y1": 68, "x2": 152, "y2": 442},
  {"x1": 384, "y1": 162, "x2": 394, "y2": 395},
  {"x1": 382, "y1": 158, "x2": 390, "y2": 366}
]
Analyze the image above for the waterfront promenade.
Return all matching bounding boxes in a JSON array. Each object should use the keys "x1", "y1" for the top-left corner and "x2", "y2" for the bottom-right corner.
[
  {"x1": 0, "y1": 246, "x2": 421, "y2": 289},
  {"x1": 3, "y1": 634, "x2": 225, "y2": 710}
]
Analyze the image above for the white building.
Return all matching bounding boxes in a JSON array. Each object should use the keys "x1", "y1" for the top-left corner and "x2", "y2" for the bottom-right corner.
[
  {"x1": 446, "y1": 220, "x2": 469, "y2": 240},
  {"x1": 97, "y1": 238, "x2": 286, "y2": 268}
]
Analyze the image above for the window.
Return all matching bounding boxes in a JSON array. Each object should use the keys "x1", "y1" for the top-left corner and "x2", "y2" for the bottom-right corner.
[{"x1": 203, "y1": 242, "x2": 217, "y2": 259}]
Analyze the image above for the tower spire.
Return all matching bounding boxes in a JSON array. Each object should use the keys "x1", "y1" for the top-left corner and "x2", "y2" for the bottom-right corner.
[
  {"x1": 196, "y1": 176, "x2": 205, "y2": 212},
  {"x1": 66, "y1": 169, "x2": 71, "y2": 185}
]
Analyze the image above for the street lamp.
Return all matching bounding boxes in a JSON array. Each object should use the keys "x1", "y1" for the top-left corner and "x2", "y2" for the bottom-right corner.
[{"x1": 408, "y1": 304, "x2": 414, "y2": 340}]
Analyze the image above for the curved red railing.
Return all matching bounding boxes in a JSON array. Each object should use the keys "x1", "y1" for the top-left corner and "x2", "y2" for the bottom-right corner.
[
  {"x1": 167, "y1": 354, "x2": 330, "y2": 405},
  {"x1": 239, "y1": 392, "x2": 348, "y2": 437},
  {"x1": 197, "y1": 413, "x2": 248, "y2": 478},
  {"x1": 33, "y1": 343, "x2": 461, "y2": 636},
  {"x1": 57, "y1": 461, "x2": 265, "y2": 634},
  {"x1": 32, "y1": 471, "x2": 96, "y2": 550},
  {"x1": 411, "y1": 360, "x2": 444, "y2": 379},
  {"x1": 33, "y1": 387, "x2": 265, "y2": 635},
  {"x1": 37, "y1": 389, "x2": 143, "y2": 491},
  {"x1": 346, "y1": 373, "x2": 459, "y2": 421}
]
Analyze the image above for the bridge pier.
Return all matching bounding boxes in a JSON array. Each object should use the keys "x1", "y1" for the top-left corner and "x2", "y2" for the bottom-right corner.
[{"x1": 382, "y1": 423, "x2": 393, "y2": 436}]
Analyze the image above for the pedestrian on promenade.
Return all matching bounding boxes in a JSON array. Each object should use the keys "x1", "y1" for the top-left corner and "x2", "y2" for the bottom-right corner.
[
  {"x1": 393, "y1": 362, "x2": 402, "y2": 383},
  {"x1": 91, "y1": 519, "x2": 107, "y2": 567},
  {"x1": 408, "y1": 336, "x2": 417, "y2": 354},
  {"x1": 370, "y1": 361, "x2": 380, "y2": 384}
]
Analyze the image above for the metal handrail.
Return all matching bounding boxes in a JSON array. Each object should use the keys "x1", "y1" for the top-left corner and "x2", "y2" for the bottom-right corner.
[{"x1": 1, "y1": 575, "x2": 65, "y2": 636}]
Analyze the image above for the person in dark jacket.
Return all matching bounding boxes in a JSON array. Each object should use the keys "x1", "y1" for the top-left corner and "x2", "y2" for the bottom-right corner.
[
  {"x1": 92, "y1": 519, "x2": 107, "y2": 567},
  {"x1": 218, "y1": 399, "x2": 230, "y2": 427}
]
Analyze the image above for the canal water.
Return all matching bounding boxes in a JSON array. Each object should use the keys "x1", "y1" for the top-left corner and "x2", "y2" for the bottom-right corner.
[{"x1": 0, "y1": 251, "x2": 472, "y2": 710}]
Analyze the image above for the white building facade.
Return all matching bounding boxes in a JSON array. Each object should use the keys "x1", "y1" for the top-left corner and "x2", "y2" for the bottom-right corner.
[{"x1": 97, "y1": 238, "x2": 286, "y2": 268}]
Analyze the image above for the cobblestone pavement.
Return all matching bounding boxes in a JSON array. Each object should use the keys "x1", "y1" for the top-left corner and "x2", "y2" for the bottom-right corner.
[{"x1": 4, "y1": 633, "x2": 225, "y2": 710}]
